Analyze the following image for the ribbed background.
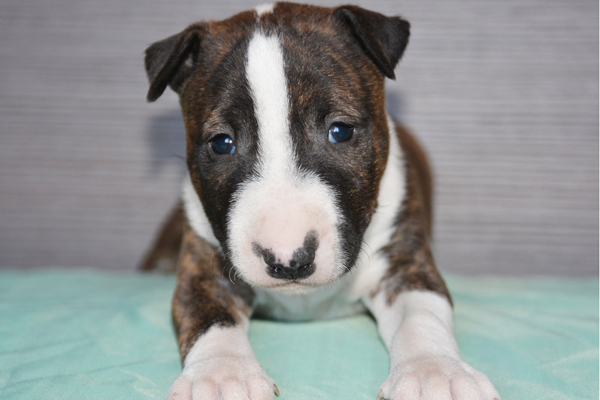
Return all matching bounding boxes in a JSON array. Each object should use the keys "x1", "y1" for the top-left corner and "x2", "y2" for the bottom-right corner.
[{"x1": 0, "y1": 0, "x2": 597, "y2": 275}]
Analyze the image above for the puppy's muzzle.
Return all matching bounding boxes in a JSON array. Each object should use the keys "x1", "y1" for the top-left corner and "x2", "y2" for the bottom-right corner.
[{"x1": 253, "y1": 231, "x2": 318, "y2": 280}]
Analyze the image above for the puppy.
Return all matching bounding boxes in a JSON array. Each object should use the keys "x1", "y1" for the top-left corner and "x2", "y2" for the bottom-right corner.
[{"x1": 143, "y1": 3, "x2": 500, "y2": 400}]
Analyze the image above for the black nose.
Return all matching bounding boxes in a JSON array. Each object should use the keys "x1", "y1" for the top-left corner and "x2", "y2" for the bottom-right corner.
[
  {"x1": 254, "y1": 232, "x2": 318, "y2": 281},
  {"x1": 266, "y1": 261, "x2": 315, "y2": 280}
]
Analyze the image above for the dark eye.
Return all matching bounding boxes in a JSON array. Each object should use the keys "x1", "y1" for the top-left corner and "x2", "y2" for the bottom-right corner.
[
  {"x1": 328, "y1": 123, "x2": 354, "y2": 143},
  {"x1": 210, "y1": 134, "x2": 236, "y2": 155}
]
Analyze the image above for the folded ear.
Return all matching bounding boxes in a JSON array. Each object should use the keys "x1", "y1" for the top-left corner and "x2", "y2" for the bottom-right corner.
[
  {"x1": 144, "y1": 24, "x2": 206, "y2": 102},
  {"x1": 333, "y1": 6, "x2": 410, "y2": 80}
]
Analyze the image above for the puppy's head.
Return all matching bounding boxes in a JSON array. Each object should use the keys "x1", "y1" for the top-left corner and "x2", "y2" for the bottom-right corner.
[{"x1": 145, "y1": 3, "x2": 409, "y2": 292}]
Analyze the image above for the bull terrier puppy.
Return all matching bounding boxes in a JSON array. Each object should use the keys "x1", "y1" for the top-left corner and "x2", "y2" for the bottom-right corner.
[{"x1": 143, "y1": 3, "x2": 500, "y2": 400}]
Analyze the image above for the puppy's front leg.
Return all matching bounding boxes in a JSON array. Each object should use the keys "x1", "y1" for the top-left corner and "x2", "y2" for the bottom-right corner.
[
  {"x1": 367, "y1": 290, "x2": 499, "y2": 400},
  {"x1": 168, "y1": 226, "x2": 278, "y2": 400},
  {"x1": 364, "y1": 162, "x2": 499, "y2": 400}
]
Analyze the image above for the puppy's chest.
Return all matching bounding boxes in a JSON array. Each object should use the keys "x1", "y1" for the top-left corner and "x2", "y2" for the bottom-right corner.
[{"x1": 251, "y1": 284, "x2": 367, "y2": 321}]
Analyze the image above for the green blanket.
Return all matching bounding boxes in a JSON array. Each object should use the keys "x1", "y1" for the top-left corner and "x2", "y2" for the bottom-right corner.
[{"x1": 0, "y1": 269, "x2": 597, "y2": 399}]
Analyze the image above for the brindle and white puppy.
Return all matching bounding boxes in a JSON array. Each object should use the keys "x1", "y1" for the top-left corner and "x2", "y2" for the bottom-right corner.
[{"x1": 143, "y1": 3, "x2": 500, "y2": 400}]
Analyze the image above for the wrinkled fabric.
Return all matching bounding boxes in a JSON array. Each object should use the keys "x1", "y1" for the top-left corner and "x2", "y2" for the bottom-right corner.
[{"x1": 0, "y1": 269, "x2": 597, "y2": 399}]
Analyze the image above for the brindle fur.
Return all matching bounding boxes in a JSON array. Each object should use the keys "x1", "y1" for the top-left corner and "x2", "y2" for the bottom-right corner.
[
  {"x1": 375, "y1": 124, "x2": 450, "y2": 305},
  {"x1": 173, "y1": 225, "x2": 254, "y2": 361}
]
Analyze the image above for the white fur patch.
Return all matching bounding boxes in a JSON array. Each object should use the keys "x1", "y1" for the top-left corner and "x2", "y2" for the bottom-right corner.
[
  {"x1": 182, "y1": 173, "x2": 219, "y2": 247},
  {"x1": 254, "y1": 3, "x2": 275, "y2": 16},
  {"x1": 253, "y1": 274, "x2": 366, "y2": 321},
  {"x1": 183, "y1": 318, "x2": 252, "y2": 365},
  {"x1": 245, "y1": 32, "x2": 293, "y2": 180},
  {"x1": 348, "y1": 116, "x2": 406, "y2": 298},
  {"x1": 169, "y1": 322, "x2": 278, "y2": 400},
  {"x1": 226, "y1": 32, "x2": 343, "y2": 291},
  {"x1": 368, "y1": 291, "x2": 456, "y2": 354}
]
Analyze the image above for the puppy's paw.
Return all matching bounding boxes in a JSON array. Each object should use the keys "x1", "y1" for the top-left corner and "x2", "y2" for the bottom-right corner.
[
  {"x1": 377, "y1": 356, "x2": 499, "y2": 400},
  {"x1": 168, "y1": 356, "x2": 279, "y2": 400}
]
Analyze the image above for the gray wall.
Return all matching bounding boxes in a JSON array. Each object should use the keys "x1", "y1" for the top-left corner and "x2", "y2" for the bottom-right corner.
[{"x1": 0, "y1": 0, "x2": 597, "y2": 275}]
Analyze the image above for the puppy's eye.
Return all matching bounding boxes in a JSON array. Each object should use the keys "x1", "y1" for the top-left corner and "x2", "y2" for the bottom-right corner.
[
  {"x1": 210, "y1": 134, "x2": 236, "y2": 155},
  {"x1": 328, "y1": 123, "x2": 354, "y2": 143}
]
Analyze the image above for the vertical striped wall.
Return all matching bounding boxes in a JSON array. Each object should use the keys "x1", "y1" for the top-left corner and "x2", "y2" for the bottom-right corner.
[{"x1": 0, "y1": 0, "x2": 597, "y2": 275}]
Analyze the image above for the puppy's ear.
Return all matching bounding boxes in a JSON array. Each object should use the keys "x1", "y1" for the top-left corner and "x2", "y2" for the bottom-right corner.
[
  {"x1": 333, "y1": 6, "x2": 410, "y2": 80},
  {"x1": 144, "y1": 24, "x2": 206, "y2": 102}
]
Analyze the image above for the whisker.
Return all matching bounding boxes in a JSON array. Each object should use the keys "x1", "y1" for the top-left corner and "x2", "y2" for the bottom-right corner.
[
  {"x1": 228, "y1": 266, "x2": 236, "y2": 284},
  {"x1": 360, "y1": 240, "x2": 373, "y2": 268}
]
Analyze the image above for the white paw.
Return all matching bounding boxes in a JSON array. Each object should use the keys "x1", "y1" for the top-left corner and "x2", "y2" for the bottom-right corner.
[
  {"x1": 378, "y1": 356, "x2": 500, "y2": 400},
  {"x1": 168, "y1": 355, "x2": 279, "y2": 400}
]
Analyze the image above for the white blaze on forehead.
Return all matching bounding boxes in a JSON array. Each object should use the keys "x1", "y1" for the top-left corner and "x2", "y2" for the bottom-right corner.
[
  {"x1": 245, "y1": 31, "x2": 293, "y2": 178},
  {"x1": 225, "y1": 31, "x2": 343, "y2": 288},
  {"x1": 254, "y1": 3, "x2": 275, "y2": 16}
]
